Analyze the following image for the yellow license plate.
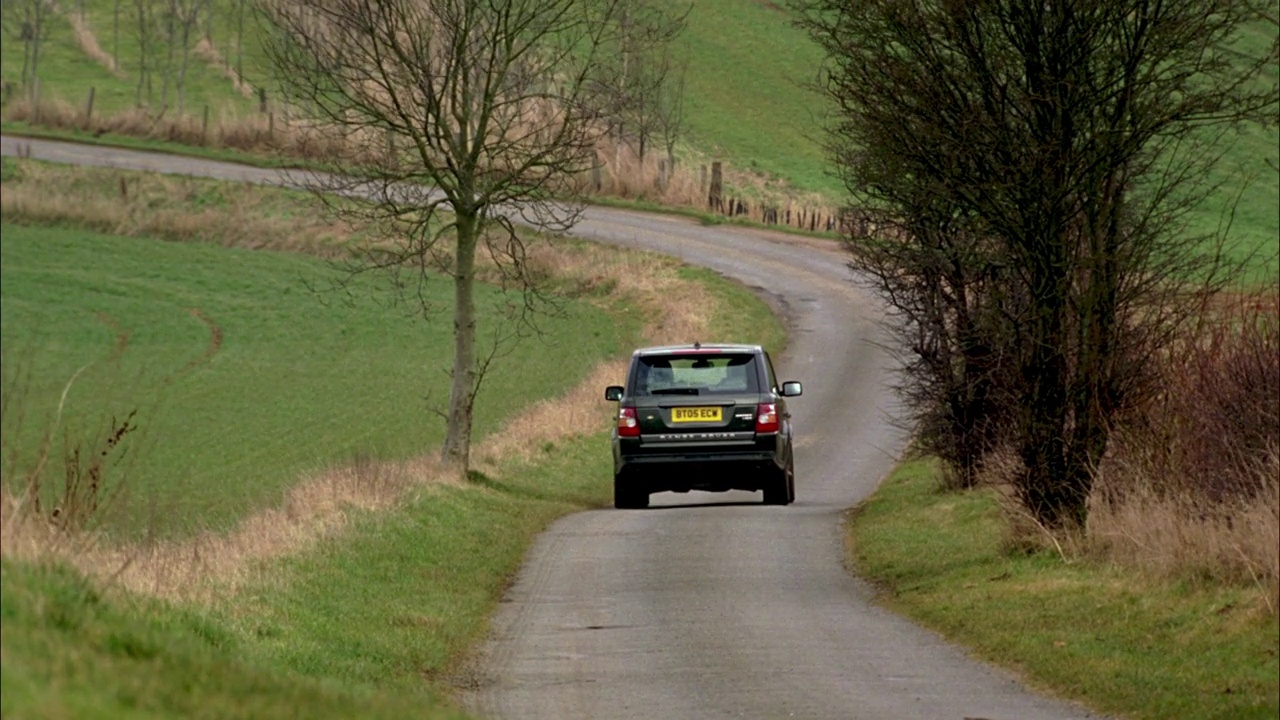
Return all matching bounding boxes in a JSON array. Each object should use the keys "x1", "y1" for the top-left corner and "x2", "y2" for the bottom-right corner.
[{"x1": 671, "y1": 406, "x2": 722, "y2": 423}]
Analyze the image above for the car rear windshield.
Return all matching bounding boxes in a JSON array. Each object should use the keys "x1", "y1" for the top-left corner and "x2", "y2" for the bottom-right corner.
[{"x1": 632, "y1": 354, "x2": 760, "y2": 396}]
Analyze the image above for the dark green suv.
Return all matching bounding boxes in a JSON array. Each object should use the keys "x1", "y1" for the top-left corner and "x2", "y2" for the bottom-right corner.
[{"x1": 604, "y1": 343, "x2": 802, "y2": 509}]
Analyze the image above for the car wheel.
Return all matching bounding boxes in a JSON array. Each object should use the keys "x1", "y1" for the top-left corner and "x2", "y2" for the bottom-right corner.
[
  {"x1": 614, "y1": 474, "x2": 649, "y2": 509},
  {"x1": 784, "y1": 455, "x2": 796, "y2": 504},
  {"x1": 762, "y1": 463, "x2": 791, "y2": 506}
]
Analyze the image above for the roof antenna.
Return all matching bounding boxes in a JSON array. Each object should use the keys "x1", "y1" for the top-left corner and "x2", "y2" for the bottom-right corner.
[{"x1": 694, "y1": 340, "x2": 701, "y2": 350}]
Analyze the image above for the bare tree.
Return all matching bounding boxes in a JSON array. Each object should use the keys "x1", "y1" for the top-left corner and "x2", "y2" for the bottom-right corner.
[
  {"x1": 2, "y1": 0, "x2": 54, "y2": 97},
  {"x1": 798, "y1": 0, "x2": 1279, "y2": 526},
  {"x1": 133, "y1": 0, "x2": 158, "y2": 107},
  {"x1": 159, "y1": 0, "x2": 177, "y2": 109},
  {"x1": 597, "y1": 0, "x2": 687, "y2": 166},
  {"x1": 259, "y1": 0, "x2": 633, "y2": 473},
  {"x1": 655, "y1": 48, "x2": 689, "y2": 182},
  {"x1": 169, "y1": 0, "x2": 208, "y2": 113},
  {"x1": 235, "y1": 0, "x2": 245, "y2": 82}
]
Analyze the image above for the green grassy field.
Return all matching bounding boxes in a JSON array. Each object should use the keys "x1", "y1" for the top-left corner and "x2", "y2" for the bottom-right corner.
[
  {"x1": 0, "y1": 0, "x2": 260, "y2": 119},
  {"x1": 0, "y1": 193, "x2": 786, "y2": 718},
  {"x1": 848, "y1": 459, "x2": 1280, "y2": 720},
  {"x1": 678, "y1": 0, "x2": 836, "y2": 196},
  {"x1": 0, "y1": 223, "x2": 624, "y2": 539}
]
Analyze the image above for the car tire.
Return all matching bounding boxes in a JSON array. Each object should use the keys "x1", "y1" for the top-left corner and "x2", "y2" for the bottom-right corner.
[
  {"x1": 762, "y1": 459, "x2": 793, "y2": 506},
  {"x1": 614, "y1": 474, "x2": 649, "y2": 509},
  {"x1": 784, "y1": 454, "x2": 796, "y2": 504}
]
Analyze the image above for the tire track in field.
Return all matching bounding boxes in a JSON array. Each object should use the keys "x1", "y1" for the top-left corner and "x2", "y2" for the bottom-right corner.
[
  {"x1": 163, "y1": 308, "x2": 224, "y2": 385},
  {"x1": 94, "y1": 312, "x2": 131, "y2": 362}
]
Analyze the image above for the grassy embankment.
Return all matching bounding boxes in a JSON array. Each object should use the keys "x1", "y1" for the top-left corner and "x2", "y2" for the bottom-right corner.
[
  {"x1": 850, "y1": 460, "x2": 1279, "y2": 720},
  {"x1": 0, "y1": 157, "x2": 786, "y2": 718}
]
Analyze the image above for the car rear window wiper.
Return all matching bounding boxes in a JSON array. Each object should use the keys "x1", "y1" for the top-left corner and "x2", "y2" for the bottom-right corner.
[{"x1": 649, "y1": 388, "x2": 701, "y2": 395}]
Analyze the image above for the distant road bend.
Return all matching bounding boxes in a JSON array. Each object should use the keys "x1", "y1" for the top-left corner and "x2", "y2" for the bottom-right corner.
[{"x1": 1, "y1": 135, "x2": 1100, "y2": 720}]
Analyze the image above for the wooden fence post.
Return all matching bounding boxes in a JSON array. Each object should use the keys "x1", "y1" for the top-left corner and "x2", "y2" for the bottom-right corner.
[
  {"x1": 201, "y1": 104, "x2": 210, "y2": 145},
  {"x1": 708, "y1": 161, "x2": 723, "y2": 213},
  {"x1": 84, "y1": 86, "x2": 96, "y2": 125}
]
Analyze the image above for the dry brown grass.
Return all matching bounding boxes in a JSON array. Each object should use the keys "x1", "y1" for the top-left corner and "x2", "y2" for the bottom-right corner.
[
  {"x1": 3, "y1": 96, "x2": 356, "y2": 161},
  {"x1": 983, "y1": 450, "x2": 1279, "y2": 615},
  {"x1": 193, "y1": 38, "x2": 256, "y2": 98},
  {"x1": 1090, "y1": 291, "x2": 1279, "y2": 613},
  {"x1": 1088, "y1": 459, "x2": 1279, "y2": 614},
  {"x1": 575, "y1": 141, "x2": 839, "y2": 231},
  {"x1": 65, "y1": 10, "x2": 123, "y2": 76},
  {"x1": 1, "y1": 453, "x2": 456, "y2": 603},
  {"x1": 0, "y1": 159, "x2": 723, "y2": 603},
  {"x1": 4, "y1": 89, "x2": 839, "y2": 231},
  {"x1": 977, "y1": 292, "x2": 1280, "y2": 614},
  {"x1": 1, "y1": 160, "x2": 363, "y2": 254}
]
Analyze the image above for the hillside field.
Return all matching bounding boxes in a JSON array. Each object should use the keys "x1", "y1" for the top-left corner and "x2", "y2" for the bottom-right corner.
[
  {"x1": 4, "y1": 0, "x2": 1273, "y2": 266},
  {"x1": 0, "y1": 222, "x2": 623, "y2": 539}
]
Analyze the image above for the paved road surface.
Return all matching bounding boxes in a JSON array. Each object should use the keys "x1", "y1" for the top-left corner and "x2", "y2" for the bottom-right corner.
[{"x1": 1, "y1": 136, "x2": 1100, "y2": 720}]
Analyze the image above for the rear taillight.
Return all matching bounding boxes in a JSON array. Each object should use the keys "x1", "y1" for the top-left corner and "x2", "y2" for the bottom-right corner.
[
  {"x1": 617, "y1": 406, "x2": 640, "y2": 437},
  {"x1": 755, "y1": 403, "x2": 779, "y2": 433}
]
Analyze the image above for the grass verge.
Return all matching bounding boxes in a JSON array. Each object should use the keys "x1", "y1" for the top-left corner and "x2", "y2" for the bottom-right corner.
[
  {"x1": 848, "y1": 458, "x2": 1280, "y2": 720},
  {"x1": 0, "y1": 560, "x2": 467, "y2": 720}
]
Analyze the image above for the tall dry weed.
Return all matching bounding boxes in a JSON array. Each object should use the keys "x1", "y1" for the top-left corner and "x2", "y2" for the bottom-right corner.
[
  {"x1": 1085, "y1": 289, "x2": 1280, "y2": 613},
  {"x1": 3, "y1": 96, "x2": 356, "y2": 162},
  {"x1": 1, "y1": 160, "x2": 363, "y2": 255},
  {"x1": 3, "y1": 89, "x2": 839, "y2": 231},
  {"x1": 1088, "y1": 457, "x2": 1279, "y2": 614},
  {"x1": 0, "y1": 356, "x2": 139, "y2": 566}
]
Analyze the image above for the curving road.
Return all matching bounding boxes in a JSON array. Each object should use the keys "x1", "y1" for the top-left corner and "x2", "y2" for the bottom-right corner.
[{"x1": 1, "y1": 135, "x2": 1099, "y2": 720}]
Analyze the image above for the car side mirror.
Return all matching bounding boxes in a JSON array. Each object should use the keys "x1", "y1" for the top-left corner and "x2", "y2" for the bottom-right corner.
[
  {"x1": 605, "y1": 385, "x2": 624, "y2": 402},
  {"x1": 781, "y1": 381, "x2": 803, "y2": 397}
]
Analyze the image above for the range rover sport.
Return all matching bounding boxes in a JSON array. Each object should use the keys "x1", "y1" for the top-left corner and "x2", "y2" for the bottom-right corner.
[{"x1": 604, "y1": 343, "x2": 802, "y2": 509}]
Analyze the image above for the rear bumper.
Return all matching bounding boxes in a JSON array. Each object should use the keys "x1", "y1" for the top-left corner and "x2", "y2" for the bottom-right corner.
[{"x1": 613, "y1": 435, "x2": 783, "y2": 493}]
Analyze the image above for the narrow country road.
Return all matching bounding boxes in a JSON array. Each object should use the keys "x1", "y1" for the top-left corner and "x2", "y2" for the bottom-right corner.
[{"x1": 1, "y1": 136, "x2": 1100, "y2": 720}]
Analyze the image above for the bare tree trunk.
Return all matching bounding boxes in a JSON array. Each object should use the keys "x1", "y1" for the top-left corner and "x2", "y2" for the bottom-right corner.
[
  {"x1": 30, "y1": 5, "x2": 43, "y2": 95},
  {"x1": 135, "y1": 0, "x2": 150, "y2": 106},
  {"x1": 176, "y1": 0, "x2": 197, "y2": 114},
  {"x1": 160, "y1": 0, "x2": 176, "y2": 111},
  {"x1": 235, "y1": 0, "x2": 244, "y2": 83},
  {"x1": 20, "y1": 26, "x2": 30, "y2": 90},
  {"x1": 442, "y1": 211, "x2": 480, "y2": 472},
  {"x1": 114, "y1": 0, "x2": 122, "y2": 70}
]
